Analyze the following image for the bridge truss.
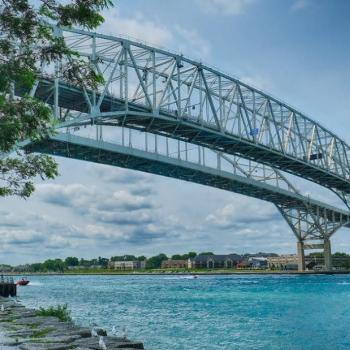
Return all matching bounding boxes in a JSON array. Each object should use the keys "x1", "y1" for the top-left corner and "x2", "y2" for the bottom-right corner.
[{"x1": 17, "y1": 26, "x2": 350, "y2": 271}]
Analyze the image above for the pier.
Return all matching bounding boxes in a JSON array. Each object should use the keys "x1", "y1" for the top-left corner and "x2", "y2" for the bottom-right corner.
[{"x1": 0, "y1": 277, "x2": 16, "y2": 298}]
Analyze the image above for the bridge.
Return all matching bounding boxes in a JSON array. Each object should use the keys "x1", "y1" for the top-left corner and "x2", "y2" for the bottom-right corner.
[{"x1": 17, "y1": 26, "x2": 350, "y2": 271}]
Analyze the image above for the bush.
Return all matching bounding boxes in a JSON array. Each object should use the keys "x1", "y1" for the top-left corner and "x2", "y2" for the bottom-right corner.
[{"x1": 35, "y1": 304, "x2": 71, "y2": 322}]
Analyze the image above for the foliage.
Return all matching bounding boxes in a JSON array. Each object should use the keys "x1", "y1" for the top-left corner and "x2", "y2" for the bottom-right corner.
[
  {"x1": 41, "y1": 258, "x2": 65, "y2": 272},
  {"x1": 146, "y1": 253, "x2": 168, "y2": 269},
  {"x1": 198, "y1": 252, "x2": 214, "y2": 256},
  {"x1": 0, "y1": 0, "x2": 113, "y2": 198},
  {"x1": 36, "y1": 304, "x2": 71, "y2": 322},
  {"x1": 309, "y1": 251, "x2": 350, "y2": 269},
  {"x1": 65, "y1": 256, "x2": 79, "y2": 267},
  {"x1": 14, "y1": 251, "x2": 350, "y2": 273},
  {"x1": 171, "y1": 252, "x2": 197, "y2": 260},
  {"x1": 309, "y1": 252, "x2": 324, "y2": 258},
  {"x1": 110, "y1": 255, "x2": 138, "y2": 262},
  {"x1": 97, "y1": 256, "x2": 109, "y2": 267},
  {"x1": 79, "y1": 258, "x2": 100, "y2": 267}
]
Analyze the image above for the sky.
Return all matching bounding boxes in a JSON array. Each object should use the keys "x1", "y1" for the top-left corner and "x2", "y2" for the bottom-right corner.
[{"x1": 1, "y1": 0, "x2": 350, "y2": 264}]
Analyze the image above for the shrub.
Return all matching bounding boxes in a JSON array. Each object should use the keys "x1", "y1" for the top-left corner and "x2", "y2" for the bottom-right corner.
[{"x1": 35, "y1": 304, "x2": 71, "y2": 322}]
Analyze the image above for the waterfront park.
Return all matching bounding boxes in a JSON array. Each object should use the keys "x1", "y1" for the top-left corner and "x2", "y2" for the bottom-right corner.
[{"x1": 1, "y1": 1, "x2": 350, "y2": 349}]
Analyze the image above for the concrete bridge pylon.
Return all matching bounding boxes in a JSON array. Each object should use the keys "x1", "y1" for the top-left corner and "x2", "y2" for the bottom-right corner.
[{"x1": 297, "y1": 239, "x2": 332, "y2": 272}]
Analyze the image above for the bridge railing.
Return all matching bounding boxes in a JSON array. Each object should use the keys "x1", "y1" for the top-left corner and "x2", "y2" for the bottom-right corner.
[
  {"x1": 14, "y1": 25, "x2": 350, "y2": 200},
  {"x1": 53, "y1": 27, "x2": 350, "y2": 186}
]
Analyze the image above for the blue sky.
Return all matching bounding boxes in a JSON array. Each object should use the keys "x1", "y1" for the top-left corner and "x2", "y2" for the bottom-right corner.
[{"x1": 1, "y1": 0, "x2": 350, "y2": 264}]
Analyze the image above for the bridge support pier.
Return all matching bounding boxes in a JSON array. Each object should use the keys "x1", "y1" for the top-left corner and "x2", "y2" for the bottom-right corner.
[
  {"x1": 276, "y1": 204, "x2": 345, "y2": 272},
  {"x1": 324, "y1": 238, "x2": 332, "y2": 271},
  {"x1": 297, "y1": 241, "x2": 305, "y2": 272},
  {"x1": 297, "y1": 239, "x2": 332, "y2": 272}
]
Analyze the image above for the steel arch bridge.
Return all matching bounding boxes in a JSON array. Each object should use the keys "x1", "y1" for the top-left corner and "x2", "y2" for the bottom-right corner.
[{"x1": 17, "y1": 26, "x2": 350, "y2": 271}]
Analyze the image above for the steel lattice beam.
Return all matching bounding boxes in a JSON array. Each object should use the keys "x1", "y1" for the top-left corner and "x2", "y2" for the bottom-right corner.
[
  {"x1": 23, "y1": 26, "x2": 350, "y2": 198},
  {"x1": 8, "y1": 25, "x2": 350, "y2": 270},
  {"x1": 24, "y1": 131, "x2": 350, "y2": 235}
]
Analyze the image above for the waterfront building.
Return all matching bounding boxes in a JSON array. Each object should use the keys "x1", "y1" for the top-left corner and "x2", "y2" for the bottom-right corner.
[
  {"x1": 161, "y1": 259, "x2": 189, "y2": 269},
  {"x1": 237, "y1": 260, "x2": 251, "y2": 269},
  {"x1": 109, "y1": 260, "x2": 146, "y2": 270},
  {"x1": 267, "y1": 255, "x2": 299, "y2": 270},
  {"x1": 248, "y1": 257, "x2": 268, "y2": 269},
  {"x1": 189, "y1": 254, "x2": 242, "y2": 269}
]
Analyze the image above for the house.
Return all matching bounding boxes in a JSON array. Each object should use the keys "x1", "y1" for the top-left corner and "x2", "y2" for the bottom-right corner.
[
  {"x1": 189, "y1": 254, "x2": 242, "y2": 269},
  {"x1": 267, "y1": 255, "x2": 298, "y2": 270},
  {"x1": 237, "y1": 260, "x2": 251, "y2": 269},
  {"x1": 109, "y1": 260, "x2": 146, "y2": 270},
  {"x1": 248, "y1": 257, "x2": 268, "y2": 269},
  {"x1": 161, "y1": 259, "x2": 189, "y2": 269}
]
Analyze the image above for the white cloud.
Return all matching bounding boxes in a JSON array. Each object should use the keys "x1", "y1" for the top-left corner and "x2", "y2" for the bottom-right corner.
[
  {"x1": 100, "y1": 9, "x2": 173, "y2": 47},
  {"x1": 198, "y1": 0, "x2": 256, "y2": 15},
  {"x1": 31, "y1": 182, "x2": 184, "y2": 247},
  {"x1": 36, "y1": 183, "x2": 154, "y2": 214},
  {"x1": 36, "y1": 183, "x2": 94, "y2": 207},
  {"x1": 175, "y1": 26, "x2": 211, "y2": 58},
  {"x1": 88, "y1": 164, "x2": 153, "y2": 185},
  {"x1": 240, "y1": 75, "x2": 273, "y2": 91},
  {"x1": 206, "y1": 198, "x2": 280, "y2": 229},
  {"x1": 98, "y1": 8, "x2": 211, "y2": 59}
]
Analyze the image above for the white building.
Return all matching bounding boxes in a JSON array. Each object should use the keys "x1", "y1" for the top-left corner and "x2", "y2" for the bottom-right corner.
[{"x1": 109, "y1": 260, "x2": 146, "y2": 270}]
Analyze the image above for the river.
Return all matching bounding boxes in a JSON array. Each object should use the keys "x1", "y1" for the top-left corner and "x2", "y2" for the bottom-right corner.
[{"x1": 15, "y1": 274, "x2": 350, "y2": 350}]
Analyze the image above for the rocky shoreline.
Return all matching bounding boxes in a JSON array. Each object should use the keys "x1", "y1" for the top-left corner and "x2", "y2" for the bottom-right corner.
[{"x1": 0, "y1": 297, "x2": 145, "y2": 350}]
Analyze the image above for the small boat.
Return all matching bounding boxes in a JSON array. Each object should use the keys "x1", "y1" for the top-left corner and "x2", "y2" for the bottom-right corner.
[{"x1": 16, "y1": 278, "x2": 29, "y2": 286}]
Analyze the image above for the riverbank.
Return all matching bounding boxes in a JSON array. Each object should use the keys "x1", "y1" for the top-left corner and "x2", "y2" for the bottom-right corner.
[
  {"x1": 3, "y1": 269, "x2": 350, "y2": 275},
  {"x1": 0, "y1": 298, "x2": 146, "y2": 349}
]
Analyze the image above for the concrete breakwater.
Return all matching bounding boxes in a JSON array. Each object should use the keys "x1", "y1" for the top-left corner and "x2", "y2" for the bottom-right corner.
[{"x1": 0, "y1": 298, "x2": 146, "y2": 350}]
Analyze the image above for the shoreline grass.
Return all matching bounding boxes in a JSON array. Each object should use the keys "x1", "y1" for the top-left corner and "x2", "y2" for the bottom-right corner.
[{"x1": 35, "y1": 304, "x2": 71, "y2": 322}]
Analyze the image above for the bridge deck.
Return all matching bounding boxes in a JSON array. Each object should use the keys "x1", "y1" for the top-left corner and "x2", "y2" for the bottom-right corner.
[
  {"x1": 28, "y1": 80, "x2": 350, "y2": 196},
  {"x1": 25, "y1": 133, "x2": 350, "y2": 227}
]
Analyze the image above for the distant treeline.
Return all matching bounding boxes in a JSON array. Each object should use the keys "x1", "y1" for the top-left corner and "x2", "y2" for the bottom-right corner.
[
  {"x1": 6, "y1": 251, "x2": 350, "y2": 273},
  {"x1": 8, "y1": 252, "x2": 203, "y2": 272},
  {"x1": 309, "y1": 252, "x2": 350, "y2": 269}
]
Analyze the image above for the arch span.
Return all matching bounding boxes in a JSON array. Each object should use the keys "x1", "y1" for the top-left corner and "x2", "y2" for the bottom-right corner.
[
  {"x1": 23, "y1": 26, "x2": 350, "y2": 199},
  {"x1": 15, "y1": 26, "x2": 350, "y2": 271},
  {"x1": 25, "y1": 130, "x2": 350, "y2": 272}
]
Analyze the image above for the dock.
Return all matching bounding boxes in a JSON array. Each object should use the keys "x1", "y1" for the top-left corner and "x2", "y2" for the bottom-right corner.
[{"x1": 0, "y1": 277, "x2": 16, "y2": 298}]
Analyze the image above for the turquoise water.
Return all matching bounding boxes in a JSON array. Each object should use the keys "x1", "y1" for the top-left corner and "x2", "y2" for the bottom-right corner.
[{"x1": 15, "y1": 274, "x2": 350, "y2": 350}]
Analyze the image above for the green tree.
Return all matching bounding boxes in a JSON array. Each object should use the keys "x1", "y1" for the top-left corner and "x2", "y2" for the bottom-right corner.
[
  {"x1": 309, "y1": 252, "x2": 324, "y2": 258},
  {"x1": 79, "y1": 258, "x2": 90, "y2": 267},
  {"x1": 98, "y1": 256, "x2": 109, "y2": 267},
  {"x1": 111, "y1": 255, "x2": 138, "y2": 261},
  {"x1": 171, "y1": 254, "x2": 183, "y2": 260},
  {"x1": 146, "y1": 254, "x2": 168, "y2": 269},
  {"x1": 42, "y1": 258, "x2": 65, "y2": 272},
  {"x1": 333, "y1": 252, "x2": 348, "y2": 257},
  {"x1": 28, "y1": 262, "x2": 43, "y2": 272},
  {"x1": 0, "y1": 0, "x2": 112, "y2": 198},
  {"x1": 65, "y1": 256, "x2": 79, "y2": 267},
  {"x1": 171, "y1": 252, "x2": 197, "y2": 260},
  {"x1": 199, "y1": 252, "x2": 214, "y2": 256}
]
